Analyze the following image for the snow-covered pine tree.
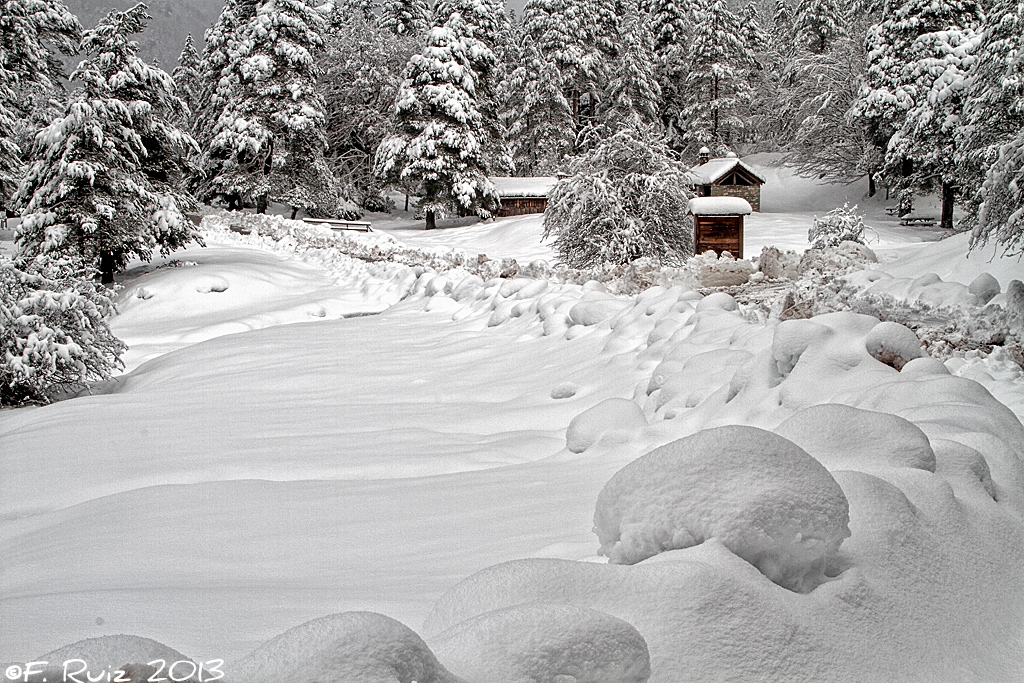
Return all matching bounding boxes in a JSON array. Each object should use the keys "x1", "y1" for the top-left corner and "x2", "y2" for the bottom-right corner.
[
  {"x1": 681, "y1": 0, "x2": 755, "y2": 153},
  {"x1": 172, "y1": 33, "x2": 201, "y2": 128},
  {"x1": 741, "y1": 3, "x2": 768, "y2": 54},
  {"x1": 193, "y1": 0, "x2": 260, "y2": 170},
  {"x1": 967, "y1": 0, "x2": 1024, "y2": 255},
  {"x1": 0, "y1": 255, "x2": 125, "y2": 405},
  {"x1": 374, "y1": 13, "x2": 499, "y2": 229},
  {"x1": 771, "y1": 0, "x2": 793, "y2": 42},
  {"x1": 202, "y1": 0, "x2": 345, "y2": 218},
  {"x1": 851, "y1": 0, "x2": 983, "y2": 227},
  {"x1": 601, "y1": 12, "x2": 661, "y2": 132},
  {"x1": 650, "y1": 0, "x2": 692, "y2": 54},
  {"x1": 505, "y1": 35, "x2": 575, "y2": 174},
  {"x1": 523, "y1": 0, "x2": 614, "y2": 131},
  {"x1": 543, "y1": 129, "x2": 694, "y2": 267},
  {"x1": 319, "y1": 14, "x2": 419, "y2": 208},
  {"x1": 792, "y1": 0, "x2": 847, "y2": 54},
  {"x1": 378, "y1": 0, "x2": 431, "y2": 35},
  {"x1": 0, "y1": 0, "x2": 82, "y2": 215},
  {"x1": 14, "y1": 3, "x2": 201, "y2": 283},
  {"x1": 328, "y1": 0, "x2": 378, "y2": 22},
  {"x1": 433, "y1": 0, "x2": 513, "y2": 174}
]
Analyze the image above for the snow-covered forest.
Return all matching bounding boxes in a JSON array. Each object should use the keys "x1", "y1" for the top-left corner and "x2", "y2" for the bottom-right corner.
[{"x1": 1, "y1": 0, "x2": 1024, "y2": 680}]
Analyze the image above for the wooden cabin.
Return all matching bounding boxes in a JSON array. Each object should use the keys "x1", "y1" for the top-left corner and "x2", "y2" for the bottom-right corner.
[
  {"x1": 687, "y1": 196, "x2": 753, "y2": 259},
  {"x1": 491, "y1": 177, "x2": 559, "y2": 217},
  {"x1": 687, "y1": 152, "x2": 765, "y2": 211}
]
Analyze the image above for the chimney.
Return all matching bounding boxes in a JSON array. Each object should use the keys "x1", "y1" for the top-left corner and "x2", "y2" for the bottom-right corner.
[{"x1": 698, "y1": 146, "x2": 711, "y2": 165}]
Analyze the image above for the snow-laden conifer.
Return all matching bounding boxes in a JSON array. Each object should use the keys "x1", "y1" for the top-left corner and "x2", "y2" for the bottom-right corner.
[
  {"x1": 602, "y1": 12, "x2": 661, "y2": 131},
  {"x1": 172, "y1": 34, "x2": 201, "y2": 128},
  {"x1": 0, "y1": 0, "x2": 82, "y2": 213},
  {"x1": 650, "y1": 0, "x2": 693, "y2": 54},
  {"x1": 505, "y1": 35, "x2": 574, "y2": 174},
  {"x1": 962, "y1": 0, "x2": 1024, "y2": 254},
  {"x1": 374, "y1": 13, "x2": 499, "y2": 229},
  {"x1": 792, "y1": 0, "x2": 846, "y2": 54},
  {"x1": 14, "y1": 3, "x2": 201, "y2": 283},
  {"x1": 851, "y1": 0, "x2": 983, "y2": 227},
  {"x1": 543, "y1": 129, "x2": 694, "y2": 268},
  {"x1": 681, "y1": 0, "x2": 755, "y2": 152},
  {"x1": 0, "y1": 255, "x2": 124, "y2": 405},
  {"x1": 378, "y1": 0, "x2": 431, "y2": 35},
  {"x1": 201, "y1": 0, "x2": 346, "y2": 218}
]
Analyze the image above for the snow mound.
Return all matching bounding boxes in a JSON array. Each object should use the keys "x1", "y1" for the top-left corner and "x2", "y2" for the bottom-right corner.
[
  {"x1": 430, "y1": 602, "x2": 650, "y2": 683},
  {"x1": 774, "y1": 404, "x2": 936, "y2": 472},
  {"x1": 565, "y1": 398, "x2": 648, "y2": 453},
  {"x1": 688, "y1": 252, "x2": 754, "y2": 288},
  {"x1": 19, "y1": 636, "x2": 196, "y2": 683},
  {"x1": 551, "y1": 382, "x2": 579, "y2": 399},
  {"x1": 864, "y1": 321, "x2": 923, "y2": 370},
  {"x1": 194, "y1": 275, "x2": 230, "y2": 293},
  {"x1": 969, "y1": 273, "x2": 1000, "y2": 305},
  {"x1": 232, "y1": 612, "x2": 461, "y2": 683},
  {"x1": 593, "y1": 425, "x2": 850, "y2": 592}
]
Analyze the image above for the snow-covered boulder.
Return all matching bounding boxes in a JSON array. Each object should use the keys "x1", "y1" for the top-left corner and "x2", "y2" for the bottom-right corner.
[
  {"x1": 593, "y1": 425, "x2": 850, "y2": 592},
  {"x1": 1006, "y1": 280, "x2": 1024, "y2": 326},
  {"x1": 430, "y1": 602, "x2": 650, "y2": 683},
  {"x1": 774, "y1": 404, "x2": 936, "y2": 472},
  {"x1": 19, "y1": 636, "x2": 197, "y2": 683},
  {"x1": 968, "y1": 273, "x2": 1000, "y2": 305},
  {"x1": 232, "y1": 612, "x2": 462, "y2": 683},
  {"x1": 565, "y1": 398, "x2": 648, "y2": 453},
  {"x1": 695, "y1": 291, "x2": 739, "y2": 312},
  {"x1": 864, "y1": 321, "x2": 923, "y2": 370}
]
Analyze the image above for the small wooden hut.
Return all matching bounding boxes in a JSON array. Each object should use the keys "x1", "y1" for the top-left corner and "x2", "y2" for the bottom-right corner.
[
  {"x1": 687, "y1": 152, "x2": 766, "y2": 211},
  {"x1": 687, "y1": 196, "x2": 753, "y2": 259},
  {"x1": 491, "y1": 177, "x2": 559, "y2": 217}
]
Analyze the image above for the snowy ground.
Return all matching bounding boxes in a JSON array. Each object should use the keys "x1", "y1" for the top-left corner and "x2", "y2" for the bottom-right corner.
[{"x1": 1, "y1": 165, "x2": 1023, "y2": 680}]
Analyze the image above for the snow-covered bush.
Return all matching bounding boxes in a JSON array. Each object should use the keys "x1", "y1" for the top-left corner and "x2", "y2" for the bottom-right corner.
[
  {"x1": 543, "y1": 129, "x2": 694, "y2": 268},
  {"x1": 808, "y1": 204, "x2": 868, "y2": 249},
  {"x1": 233, "y1": 611, "x2": 461, "y2": 683},
  {"x1": 593, "y1": 425, "x2": 851, "y2": 592},
  {"x1": 0, "y1": 258, "x2": 125, "y2": 406},
  {"x1": 430, "y1": 602, "x2": 651, "y2": 683}
]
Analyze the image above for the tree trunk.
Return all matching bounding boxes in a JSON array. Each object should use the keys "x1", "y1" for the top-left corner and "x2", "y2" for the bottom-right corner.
[
  {"x1": 99, "y1": 251, "x2": 116, "y2": 285},
  {"x1": 256, "y1": 194, "x2": 268, "y2": 214},
  {"x1": 940, "y1": 181, "x2": 955, "y2": 229},
  {"x1": 868, "y1": 172, "x2": 876, "y2": 198},
  {"x1": 290, "y1": 206, "x2": 299, "y2": 220},
  {"x1": 425, "y1": 210, "x2": 436, "y2": 230},
  {"x1": 404, "y1": 194, "x2": 409, "y2": 212},
  {"x1": 712, "y1": 75, "x2": 720, "y2": 141}
]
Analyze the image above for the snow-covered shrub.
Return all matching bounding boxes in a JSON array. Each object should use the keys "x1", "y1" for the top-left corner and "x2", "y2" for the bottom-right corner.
[
  {"x1": 1, "y1": 258, "x2": 124, "y2": 406},
  {"x1": 430, "y1": 602, "x2": 651, "y2": 683},
  {"x1": 757, "y1": 246, "x2": 801, "y2": 280},
  {"x1": 565, "y1": 397, "x2": 648, "y2": 453},
  {"x1": 864, "y1": 320, "x2": 924, "y2": 369},
  {"x1": 25, "y1": 635, "x2": 199, "y2": 683},
  {"x1": 808, "y1": 204, "x2": 868, "y2": 249},
  {"x1": 775, "y1": 404, "x2": 937, "y2": 471},
  {"x1": 593, "y1": 425, "x2": 851, "y2": 592},
  {"x1": 233, "y1": 611, "x2": 461, "y2": 683},
  {"x1": 543, "y1": 129, "x2": 694, "y2": 268}
]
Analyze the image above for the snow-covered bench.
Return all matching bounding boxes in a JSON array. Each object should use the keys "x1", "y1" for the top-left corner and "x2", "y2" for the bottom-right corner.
[
  {"x1": 899, "y1": 215, "x2": 937, "y2": 227},
  {"x1": 302, "y1": 217, "x2": 373, "y2": 232}
]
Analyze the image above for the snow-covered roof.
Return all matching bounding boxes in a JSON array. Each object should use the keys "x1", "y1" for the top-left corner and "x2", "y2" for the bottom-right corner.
[
  {"x1": 687, "y1": 197, "x2": 753, "y2": 215},
  {"x1": 686, "y1": 157, "x2": 767, "y2": 185},
  {"x1": 491, "y1": 176, "x2": 559, "y2": 198}
]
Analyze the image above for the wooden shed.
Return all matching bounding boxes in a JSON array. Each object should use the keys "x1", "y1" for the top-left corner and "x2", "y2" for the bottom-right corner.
[
  {"x1": 687, "y1": 152, "x2": 766, "y2": 212},
  {"x1": 491, "y1": 177, "x2": 559, "y2": 217},
  {"x1": 687, "y1": 196, "x2": 753, "y2": 259}
]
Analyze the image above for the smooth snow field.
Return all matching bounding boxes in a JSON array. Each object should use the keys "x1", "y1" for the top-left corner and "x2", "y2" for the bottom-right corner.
[{"x1": 2, "y1": 165, "x2": 1024, "y2": 681}]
